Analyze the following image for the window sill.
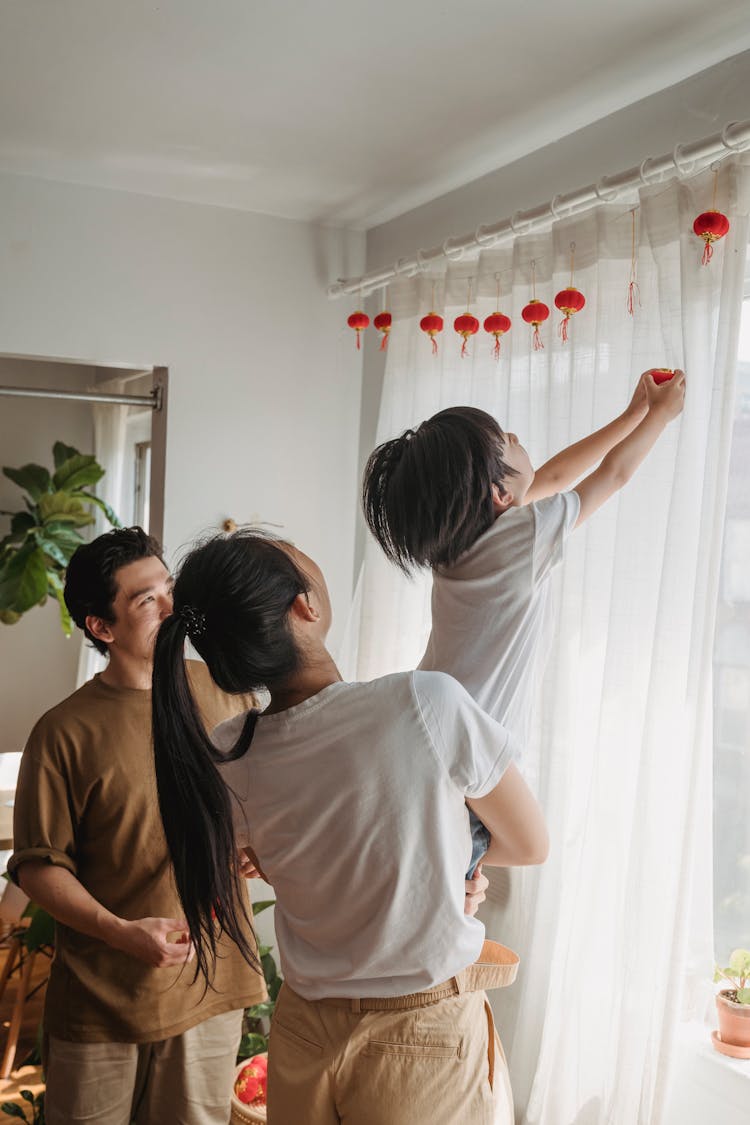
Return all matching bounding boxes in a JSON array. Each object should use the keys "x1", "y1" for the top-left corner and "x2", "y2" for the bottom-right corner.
[{"x1": 663, "y1": 1021, "x2": 750, "y2": 1125}]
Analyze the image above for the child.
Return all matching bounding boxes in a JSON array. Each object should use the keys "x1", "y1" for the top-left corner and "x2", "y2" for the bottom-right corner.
[{"x1": 363, "y1": 370, "x2": 686, "y2": 874}]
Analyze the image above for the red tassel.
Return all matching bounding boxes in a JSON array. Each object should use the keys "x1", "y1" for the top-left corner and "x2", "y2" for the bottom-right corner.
[
  {"x1": 356, "y1": 332, "x2": 361, "y2": 350},
  {"x1": 627, "y1": 281, "x2": 641, "y2": 316},
  {"x1": 461, "y1": 338, "x2": 469, "y2": 359},
  {"x1": 558, "y1": 316, "x2": 570, "y2": 343},
  {"x1": 431, "y1": 337, "x2": 438, "y2": 356},
  {"x1": 533, "y1": 327, "x2": 544, "y2": 351},
  {"x1": 702, "y1": 240, "x2": 713, "y2": 266},
  {"x1": 379, "y1": 333, "x2": 388, "y2": 351},
  {"x1": 493, "y1": 337, "x2": 501, "y2": 361}
]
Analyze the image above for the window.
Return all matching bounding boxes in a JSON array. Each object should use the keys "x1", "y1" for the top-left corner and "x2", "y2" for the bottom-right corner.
[{"x1": 713, "y1": 296, "x2": 750, "y2": 962}]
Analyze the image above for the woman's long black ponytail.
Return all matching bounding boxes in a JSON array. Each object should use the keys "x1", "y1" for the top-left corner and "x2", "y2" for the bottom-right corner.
[{"x1": 151, "y1": 530, "x2": 309, "y2": 983}]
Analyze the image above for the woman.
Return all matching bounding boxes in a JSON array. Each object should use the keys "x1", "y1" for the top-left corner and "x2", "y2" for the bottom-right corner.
[{"x1": 151, "y1": 530, "x2": 548, "y2": 1124}]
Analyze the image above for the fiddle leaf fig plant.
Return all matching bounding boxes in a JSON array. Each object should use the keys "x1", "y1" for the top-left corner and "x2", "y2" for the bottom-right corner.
[
  {"x1": 0, "y1": 442, "x2": 121, "y2": 634},
  {"x1": 714, "y1": 948, "x2": 750, "y2": 1004}
]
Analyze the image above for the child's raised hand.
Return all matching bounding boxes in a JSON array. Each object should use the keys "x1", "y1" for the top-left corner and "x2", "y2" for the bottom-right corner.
[
  {"x1": 644, "y1": 368, "x2": 686, "y2": 420},
  {"x1": 625, "y1": 373, "x2": 649, "y2": 419}
]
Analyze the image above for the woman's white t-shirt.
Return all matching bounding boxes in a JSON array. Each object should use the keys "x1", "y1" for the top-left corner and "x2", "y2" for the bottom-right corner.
[
  {"x1": 214, "y1": 670, "x2": 517, "y2": 1000},
  {"x1": 420, "y1": 492, "x2": 580, "y2": 737}
]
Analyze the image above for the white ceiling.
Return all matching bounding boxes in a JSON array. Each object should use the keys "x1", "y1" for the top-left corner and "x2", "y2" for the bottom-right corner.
[{"x1": 1, "y1": 0, "x2": 749, "y2": 230}]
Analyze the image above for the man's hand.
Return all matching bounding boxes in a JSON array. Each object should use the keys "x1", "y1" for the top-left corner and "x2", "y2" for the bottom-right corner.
[
  {"x1": 108, "y1": 916, "x2": 195, "y2": 968},
  {"x1": 464, "y1": 866, "x2": 489, "y2": 917}
]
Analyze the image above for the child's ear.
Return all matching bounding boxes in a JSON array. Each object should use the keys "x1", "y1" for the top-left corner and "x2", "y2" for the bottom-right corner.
[
  {"x1": 491, "y1": 482, "x2": 514, "y2": 514},
  {"x1": 290, "y1": 593, "x2": 320, "y2": 623}
]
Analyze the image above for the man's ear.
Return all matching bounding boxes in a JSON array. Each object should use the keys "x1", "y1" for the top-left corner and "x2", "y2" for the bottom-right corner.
[
  {"x1": 289, "y1": 593, "x2": 320, "y2": 623},
  {"x1": 491, "y1": 482, "x2": 514, "y2": 515},
  {"x1": 85, "y1": 615, "x2": 115, "y2": 647}
]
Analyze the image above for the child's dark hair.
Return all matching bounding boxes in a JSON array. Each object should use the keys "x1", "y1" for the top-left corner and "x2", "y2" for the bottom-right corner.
[
  {"x1": 151, "y1": 530, "x2": 310, "y2": 982},
  {"x1": 64, "y1": 526, "x2": 164, "y2": 653},
  {"x1": 363, "y1": 406, "x2": 518, "y2": 572}
]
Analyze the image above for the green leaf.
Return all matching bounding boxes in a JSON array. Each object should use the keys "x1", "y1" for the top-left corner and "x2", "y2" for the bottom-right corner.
[
  {"x1": 0, "y1": 609, "x2": 21, "y2": 625},
  {"x1": 0, "y1": 1103, "x2": 29, "y2": 1120},
  {"x1": 52, "y1": 454, "x2": 104, "y2": 493},
  {"x1": 737, "y1": 987, "x2": 750, "y2": 1004},
  {"x1": 23, "y1": 904, "x2": 55, "y2": 952},
  {"x1": 3, "y1": 464, "x2": 51, "y2": 503},
  {"x1": 53, "y1": 442, "x2": 79, "y2": 470},
  {"x1": 0, "y1": 543, "x2": 49, "y2": 613},
  {"x1": 236, "y1": 1032, "x2": 268, "y2": 1062},
  {"x1": 252, "y1": 899, "x2": 276, "y2": 917},
  {"x1": 244, "y1": 1001, "x2": 275, "y2": 1019},
  {"x1": 267, "y1": 975, "x2": 282, "y2": 1002},
  {"x1": 19, "y1": 1094, "x2": 33, "y2": 1106},
  {"x1": 70, "y1": 491, "x2": 122, "y2": 528},
  {"x1": 47, "y1": 573, "x2": 72, "y2": 637},
  {"x1": 10, "y1": 512, "x2": 37, "y2": 540},
  {"x1": 42, "y1": 522, "x2": 86, "y2": 560},
  {"x1": 728, "y1": 949, "x2": 750, "y2": 975},
  {"x1": 38, "y1": 493, "x2": 95, "y2": 528}
]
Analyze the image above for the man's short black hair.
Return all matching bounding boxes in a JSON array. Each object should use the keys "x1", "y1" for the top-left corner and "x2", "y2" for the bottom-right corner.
[
  {"x1": 64, "y1": 526, "x2": 164, "y2": 654},
  {"x1": 362, "y1": 406, "x2": 518, "y2": 572}
]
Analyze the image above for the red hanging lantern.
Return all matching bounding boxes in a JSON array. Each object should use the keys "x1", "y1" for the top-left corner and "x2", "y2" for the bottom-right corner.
[
  {"x1": 521, "y1": 299, "x2": 550, "y2": 351},
  {"x1": 555, "y1": 287, "x2": 585, "y2": 343},
  {"x1": 420, "y1": 312, "x2": 444, "y2": 355},
  {"x1": 483, "y1": 312, "x2": 511, "y2": 361},
  {"x1": 454, "y1": 313, "x2": 479, "y2": 358},
  {"x1": 693, "y1": 210, "x2": 730, "y2": 265},
  {"x1": 346, "y1": 310, "x2": 369, "y2": 350},
  {"x1": 373, "y1": 311, "x2": 392, "y2": 351}
]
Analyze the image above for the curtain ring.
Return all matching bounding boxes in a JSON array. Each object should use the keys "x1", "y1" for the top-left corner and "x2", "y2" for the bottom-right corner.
[
  {"x1": 509, "y1": 210, "x2": 529, "y2": 234},
  {"x1": 721, "y1": 122, "x2": 746, "y2": 152},
  {"x1": 672, "y1": 143, "x2": 696, "y2": 175},
  {"x1": 549, "y1": 195, "x2": 568, "y2": 220},
  {"x1": 474, "y1": 223, "x2": 497, "y2": 247},
  {"x1": 638, "y1": 157, "x2": 654, "y2": 185},
  {"x1": 594, "y1": 177, "x2": 618, "y2": 202},
  {"x1": 394, "y1": 256, "x2": 414, "y2": 277},
  {"x1": 442, "y1": 238, "x2": 464, "y2": 262},
  {"x1": 414, "y1": 248, "x2": 428, "y2": 274}
]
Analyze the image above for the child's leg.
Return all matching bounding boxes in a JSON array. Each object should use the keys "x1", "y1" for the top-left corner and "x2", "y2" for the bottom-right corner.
[{"x1": 467, "y1": 808, "x2": 491, "y2": 879}]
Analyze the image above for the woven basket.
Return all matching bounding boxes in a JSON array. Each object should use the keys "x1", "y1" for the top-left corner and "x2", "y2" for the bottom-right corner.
[{"x1": 230, "y1": 1059, "x2": 267, "y2": 1124}]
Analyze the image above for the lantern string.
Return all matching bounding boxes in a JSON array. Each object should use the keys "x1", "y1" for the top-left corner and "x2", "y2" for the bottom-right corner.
[
  {"x1": 712, "y1": 168, "x2": 719, "y2": 210},
  {"x1": 569, "y1": 242, "x2": 576, "y2": 287},
  {"x1": 627, "y1": 208, "x2": 641, "y2": 316}
]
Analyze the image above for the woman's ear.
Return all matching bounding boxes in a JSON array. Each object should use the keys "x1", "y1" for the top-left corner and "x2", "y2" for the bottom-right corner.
[
  {"x1": 491, "y1": 482, "x2": 514, "y2": 514},
  {"x1": 289, "y1": 593, "x2": 320, "y2": 623}
]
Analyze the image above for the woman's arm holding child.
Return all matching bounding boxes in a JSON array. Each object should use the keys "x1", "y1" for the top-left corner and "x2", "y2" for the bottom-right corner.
[{"x1": 524, "y1": 376, "x2": 648, "y2": 503}]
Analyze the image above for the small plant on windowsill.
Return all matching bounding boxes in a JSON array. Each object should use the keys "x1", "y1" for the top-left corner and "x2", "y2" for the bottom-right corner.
[
  {"x1": 713, "y1": 948, "x2": 750, "y2": 1057},
  {"x1": 232, "y1": 899, "x2": 281, "y2": 1123}
]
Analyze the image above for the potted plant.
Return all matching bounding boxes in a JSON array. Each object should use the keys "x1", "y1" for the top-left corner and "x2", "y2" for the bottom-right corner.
[
  {"x1": 713, "y1": 948, "x2": 750, "y2": 1058},
  {"x1": 0, "y1": 442, "x2": 120, "y2": 634},
  {"x1": 1, "y1": 1090, "x2": 45, "y2": 1123},
  {"x1": 231, "y1": 899, "x2": 282, "y2": 1124}
]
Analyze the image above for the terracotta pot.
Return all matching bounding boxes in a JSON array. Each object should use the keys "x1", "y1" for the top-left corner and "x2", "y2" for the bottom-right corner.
[
  {"x1": 230, "y1": 1059, "x2": 267, "y2": 1124},
  {"x1": 716, "y1": 989, "x2": 750, "y2": 1048}
]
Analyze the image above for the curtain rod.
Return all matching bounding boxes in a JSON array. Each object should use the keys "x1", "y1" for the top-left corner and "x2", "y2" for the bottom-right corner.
[
  {"x1": 328, "y1": 119, "x2": 750, "y2": 299},
  {"x1": 0, "y1": 385, "x2": 162, "y2": 409}
]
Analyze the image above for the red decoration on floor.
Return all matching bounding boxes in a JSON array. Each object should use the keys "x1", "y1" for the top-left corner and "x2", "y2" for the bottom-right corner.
[
  {"x1": 454, "y1": 313, "x2": 479, "y2": 358},
  {"x1": 483, "y1": 312, "x2": 511, "y2": 360},
  {"x1": 373, "y1": 311, "x2": 392, "y2": 350},
  {"x1": 693, "y1": 210, "x2": 730, "y2": 265},
  {"x1": 521, "y1": 300, "x2": 549, "y2": 351},
  {"x1": 420, "y1": 312, "x2": 444, "y2": 355},
  {"x1": 347, "y1": 310, "x2": 369, "y2": 349}
]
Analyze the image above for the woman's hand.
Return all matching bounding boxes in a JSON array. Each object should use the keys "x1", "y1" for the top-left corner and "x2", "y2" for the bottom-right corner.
[{"x1": 464, "y1": 865, "x2": 489, "y2": 916}]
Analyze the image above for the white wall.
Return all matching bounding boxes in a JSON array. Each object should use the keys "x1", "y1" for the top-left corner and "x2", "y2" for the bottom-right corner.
[
  {"x1": 0, "y1": 173, "x2": 365, "y2": 674},
  {"x1": 0, "y1": 360, "x2": 93, "y2": 752}
]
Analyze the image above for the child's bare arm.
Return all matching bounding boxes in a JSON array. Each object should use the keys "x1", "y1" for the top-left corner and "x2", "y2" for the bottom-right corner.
[
  {"x1": 574, "y1": 371, "x2": 685, "y2": 527},
  {"x1": 524, "y1": 376, "x2": 648, "y2": 503}
]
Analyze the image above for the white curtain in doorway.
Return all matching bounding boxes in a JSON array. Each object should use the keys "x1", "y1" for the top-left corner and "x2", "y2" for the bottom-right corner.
[
  {"x1": 345, "y1": 156, "x2": 750, "y2": 1124},
  {"x1": 76, "y1": 376, "x2": 129, "y2": 686}
]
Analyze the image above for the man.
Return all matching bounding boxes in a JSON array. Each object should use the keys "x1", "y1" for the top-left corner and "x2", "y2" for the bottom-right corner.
[{"x1": 9, "y1": 527, "x2": 265, "y2": 1125}]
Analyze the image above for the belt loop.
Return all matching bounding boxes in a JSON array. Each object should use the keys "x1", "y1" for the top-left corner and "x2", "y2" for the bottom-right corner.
[
  {"x1": 452, "y1": 972, "x2": 464, "y2": 996},
  {"x1": 351, "y1": 997, "x2": 361, "y2": 1013}
]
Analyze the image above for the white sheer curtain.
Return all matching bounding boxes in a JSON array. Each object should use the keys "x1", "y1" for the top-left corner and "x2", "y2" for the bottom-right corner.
[
  {"x1": 76, "y1": 376, "x2": 130, "y2": 686},
  {"x1": 346, "y1": 156, "x2": 750, "y2": 1125}
]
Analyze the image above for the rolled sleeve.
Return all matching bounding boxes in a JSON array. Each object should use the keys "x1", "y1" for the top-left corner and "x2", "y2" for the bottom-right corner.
[{"x1": 9, "y1": 727, "x2": 78, "y2": 884}]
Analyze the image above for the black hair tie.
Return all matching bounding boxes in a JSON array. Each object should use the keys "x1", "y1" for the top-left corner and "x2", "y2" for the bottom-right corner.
[{"x1": 178, "y1": 604, "x2": 207, "y2": 640}]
